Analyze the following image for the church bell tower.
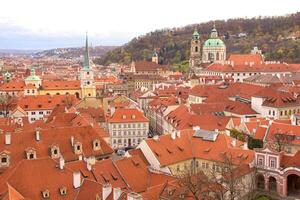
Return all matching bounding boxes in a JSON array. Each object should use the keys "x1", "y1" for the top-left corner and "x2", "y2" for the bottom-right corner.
[
  {"x1": 189, "y1": 29, "x2": 201, "y2": 68},
  {"x1": 80, "y1": 33, "x2": 96, "y2": 98}
]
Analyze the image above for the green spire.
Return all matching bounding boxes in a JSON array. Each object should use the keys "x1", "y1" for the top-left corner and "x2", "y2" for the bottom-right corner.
[
  {"x1": 83, "y1": 32, "x2": 90, "y2": 70},
  {"x1": 192, "y1": 29, "x2": 200, "y2": 40},
  {"x1": 31, "y1": 68, "x2": 35, "y2": 76},
  {"x1": 152, "y1": 49, "x2": 158, "y2": 57}
]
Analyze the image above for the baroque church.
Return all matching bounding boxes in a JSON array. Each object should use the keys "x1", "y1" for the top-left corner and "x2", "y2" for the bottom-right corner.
[
  {"x1": 2, "y1": 34, "x2": 97, "y2": 99},
  {"x1": 189, "y1": 25, "x2": 226, "y2": 69}
]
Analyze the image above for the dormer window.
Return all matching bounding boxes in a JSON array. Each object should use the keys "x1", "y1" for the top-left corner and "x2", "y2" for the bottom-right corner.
[
  {"x1": 50, "y1": 145, "x2": 60, "y2": 159},
  {"x1": 41, "y1": 189, "x2": 50, "y2": 199},
  {"x1": 93, "y1": 139, "x2": 101, "y2": 151},
  {"x1": 26, "y1": 148, "x2": 36, "y2": 160},
  {"x1": 74, "y1": 142, "x2": 82, "y2": 154},
  {"x1": 59, "y1": 187, "x2": 67, "y2": 196},
  {"x1": 0, "y1": 151, "x2": 10, "y2": 167}
]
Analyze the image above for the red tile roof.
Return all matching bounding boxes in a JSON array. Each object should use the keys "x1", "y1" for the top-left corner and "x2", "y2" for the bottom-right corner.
[
  {"x1": 144, "y1": 130, "x2": 254, "y2": 167},
  {"x1": 108, "y1": 108, "x2": 148, "y2": 123},
  {"x1": 42, "y1": 80, "x2": 80, "y2": 90}
]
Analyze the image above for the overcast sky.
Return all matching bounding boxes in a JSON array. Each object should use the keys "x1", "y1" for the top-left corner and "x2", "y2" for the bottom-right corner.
[{"x1": 0, "y1": 0, "x2": 299, "y2": 49}]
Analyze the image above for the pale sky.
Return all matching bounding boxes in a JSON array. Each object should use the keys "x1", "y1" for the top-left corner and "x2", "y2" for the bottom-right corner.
[{"x1": 0, "y1": 0, "x2": 299, "y2": 49}]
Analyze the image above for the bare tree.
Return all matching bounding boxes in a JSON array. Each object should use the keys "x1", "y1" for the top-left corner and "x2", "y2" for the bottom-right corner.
[
  {"x1": 177, "y1": 166, "x2": 212, "y2": 200},
  {"x1": 208, "y1": 153, "x2": 256, "y2": 200},
  {"x1": 272, "y1": 132, "x2": 294, "y2": 152},
  {"x1": 0, "y1": 94, "x2": 15, "y2": 117},
  {"x1": 62, "y1": 94, "x2": 74, "y2": 109}
]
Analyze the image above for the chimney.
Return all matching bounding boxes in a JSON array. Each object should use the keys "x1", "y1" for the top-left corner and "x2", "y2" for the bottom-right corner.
[
  {"x1": 59, "y1": 156, "x2": 65, "y2": 170},
  {"x1": 192, "y1": 126, "x2": 200, "y2": 131},
  {"x1": 231, "y1": 138, "x2": 236, "y2": 147},
  {"x1": 214, "y1": 129, "x2": 219, "y2": 133},
  {"x1": 102, "y1": 183, "x2": 112, "y2": 200},
  {"x1": 5, "y1": 132, "x2": 11, "y2": 145},
  {"x1": 113, "y1": 188, "x2": 122, "y2": 200},
  {"x1": 35, "y1": 130, "x2": 40, "y2": 141},
  {"x1": 127, "y1": 192, "x2": 142, "y2": 200},
  {"x1": 78, "y1": 155, "x2": 83, "y2": 161},
  {"x1": 153, "y1": 135, "x2": 159, "y2": 142},
  {"x1": 71, "y1": 136, "x2": 74, "y2": 146},
  {"x1": 176, "y1": 131, "x2": 181, "y2": 138},
  {"x1": 171, "y1": 132, "x2": 176, "y2": 140},
  {"x1": 73, "y1": 171, "x2": 81, "y2": 189},
  {"x1": 87, "y1": 162, "x2": 92, "y2": 171},
  {"x1": 243, "y1": 142, "x2": 248, "y2": 150}
]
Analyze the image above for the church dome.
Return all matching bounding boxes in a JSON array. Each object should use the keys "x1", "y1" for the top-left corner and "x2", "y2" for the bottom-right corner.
[
  {"x1": 25, "y1": 69, "x2": 41, "y2": 81},
  {"x1": 203, "y1": 26, "x2": 225, "y2": 48},
  {"x1": 203, "y1": 38, "x2": 225, "y2": 48}
]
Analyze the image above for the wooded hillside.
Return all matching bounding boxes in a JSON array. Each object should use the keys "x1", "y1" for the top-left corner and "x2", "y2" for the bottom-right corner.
[{"x1": 95, "y1": 13, "x2": 300, "y2": 66}]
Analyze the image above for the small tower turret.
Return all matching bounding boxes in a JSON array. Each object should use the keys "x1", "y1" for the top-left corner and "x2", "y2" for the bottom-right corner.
[{"x1": 152, "y1": 49, "x2": 158, "y2": 64}]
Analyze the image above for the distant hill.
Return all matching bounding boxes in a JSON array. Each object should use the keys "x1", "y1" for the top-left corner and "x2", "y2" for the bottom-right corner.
[
  {"x1": 95, "y1": 12, "x2": 300, "y2": 66},
  {"x1": 0, "y1": 49, "x2": 41, "y2": 56},
  {"x1": 35, "y1": 46, "x2": 118, "y2": 59}
]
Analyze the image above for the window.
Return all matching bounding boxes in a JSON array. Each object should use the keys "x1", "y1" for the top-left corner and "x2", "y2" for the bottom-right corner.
[
  {"x1": 1, "y1": 157, "x2": 7, "y2": 163},
  {"x1": 206, "y1": 163, "x2": 209, "y2": 169},
  {"x1": 39, "y1": 111, "x2": 43, "y2": 115},
  {"x1": 93, "y1": 139, "x2": 101, "y2": 151},
  {"x1": 74, "y1": 142, "x2": 82, "y2": 154},
  {"x1": 59, "y1": 187, "x2": 67, "y2": 196},
  {"x1": 41, "y1": 189, "x2": 50, "y2": 199},
  {"x1": 270, "y1": 157, "x2": 277, "y2": 168},
  {"x1": 26, "y1": 149, "x2": 36, "y2": 160},
  {"x1": 31, "y1": 111, "x2": 36, "y2": 115},
  {"x1": 257, "y1": 156, "x2": 264, "y2": 166}
]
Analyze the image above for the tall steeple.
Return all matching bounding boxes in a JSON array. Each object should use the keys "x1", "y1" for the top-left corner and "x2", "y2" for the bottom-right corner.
[
  {"x1": 83, "y1": 32, "x2": 90, "y2": 70},
  {"x1": 80, "y1": 32, "x2": 96, "y2": 98}
]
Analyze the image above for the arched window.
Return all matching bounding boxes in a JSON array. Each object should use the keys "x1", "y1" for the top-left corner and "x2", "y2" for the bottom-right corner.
[
  {"x1": 195, "y1": 46, "x2": 198, "y2": 52},
  {"x1": 216, "y1": 52, "x2": 220, "y2": 60}
]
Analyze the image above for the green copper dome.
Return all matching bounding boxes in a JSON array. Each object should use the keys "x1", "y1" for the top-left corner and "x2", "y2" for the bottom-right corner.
[
  {"x1": 203, "y1": 38, "x2": 225, "y2": 47},
  {"x1": 25, "y1": 69, "x2": 41, "y2": 81},
  {"x1": 203, "y1": 25, "x2": 225, "y2": 48}
]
